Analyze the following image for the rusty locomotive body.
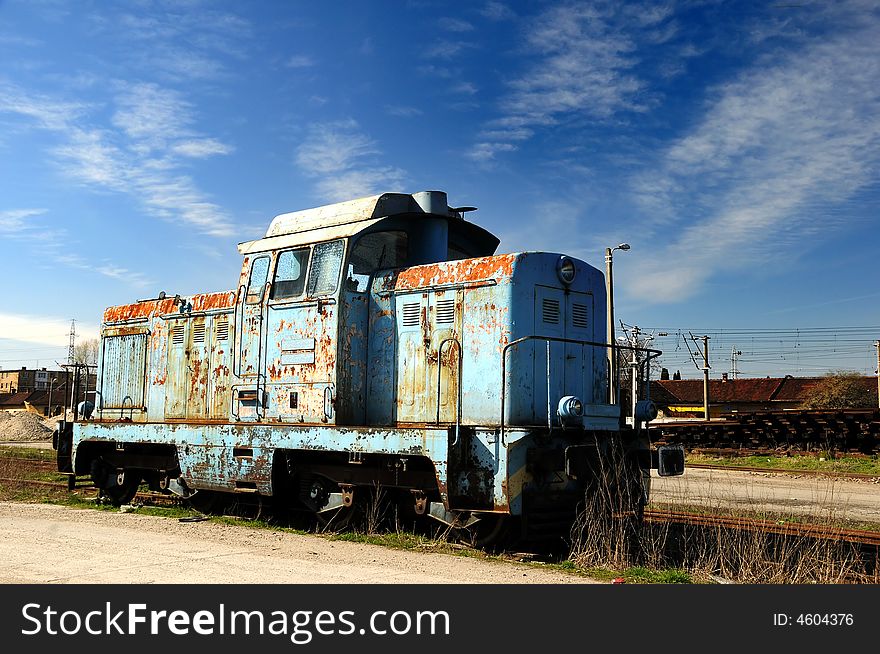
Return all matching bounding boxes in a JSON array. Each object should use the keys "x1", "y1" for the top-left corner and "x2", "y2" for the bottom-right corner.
[{"x1": 57, "y1": 191, "x2": 679, "y2": 542}]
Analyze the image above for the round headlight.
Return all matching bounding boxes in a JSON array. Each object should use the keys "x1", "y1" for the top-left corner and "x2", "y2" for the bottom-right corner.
[
  {"x1": 558, "y1": 395, "x2": 584, "y2": 429},
  {"x1": 557, "y1": 257, "x2": 576, "y2": 284}
]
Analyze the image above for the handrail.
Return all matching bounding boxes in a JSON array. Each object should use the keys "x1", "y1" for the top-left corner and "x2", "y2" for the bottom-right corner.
[
  {"x1": 499, "y1": 335, "x2": 662, "y2": 445},
  {"x1": 121, "y1": 395, "x2": 134, "y2": 421},
  {"x1": 232, "y1": 284, "x2": 245, "y2": 378},
  {"x1": 435, "y1": 337, "x2": 463, "y2": 446}
]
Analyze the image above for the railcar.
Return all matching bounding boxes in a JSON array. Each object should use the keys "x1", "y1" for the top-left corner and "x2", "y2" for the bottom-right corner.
[{"x1": 56, "y1": 191, "x2": 683, "y2": 543}]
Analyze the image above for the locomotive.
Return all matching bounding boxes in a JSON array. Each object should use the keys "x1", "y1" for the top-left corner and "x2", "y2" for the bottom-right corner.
[{"x1": 56, "y1": 190, "x2": 683, "y2": 543}]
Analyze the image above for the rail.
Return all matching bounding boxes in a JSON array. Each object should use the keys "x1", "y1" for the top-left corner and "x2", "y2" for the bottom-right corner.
[{"x1": 644, "y1": 508, "x2": 880, "y2": 547}]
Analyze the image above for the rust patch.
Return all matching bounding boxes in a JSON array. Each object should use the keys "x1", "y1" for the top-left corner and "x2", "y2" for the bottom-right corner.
[
  {"x1": 191, "y1": 291, "x2": 236, "y2": 312},
  {"x1": 393, "y1": 253, "x2": 517, "y2": 291},
  {"x1": 103, "y1": 290, "x2": 235, "y2": 323}
]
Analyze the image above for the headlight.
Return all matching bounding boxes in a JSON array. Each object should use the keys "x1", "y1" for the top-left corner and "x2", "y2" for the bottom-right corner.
[
  {"x1": 557, "y1": 256, "x2": 576, "y2": 284},
  {"x1": 558, "y1": 395, "x2": 584, "y2": 429}
]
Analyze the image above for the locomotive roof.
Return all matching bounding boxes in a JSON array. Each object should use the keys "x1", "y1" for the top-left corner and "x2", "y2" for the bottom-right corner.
[{"x1": 237, "y1": 191, "x2": 497, "y2": 255}]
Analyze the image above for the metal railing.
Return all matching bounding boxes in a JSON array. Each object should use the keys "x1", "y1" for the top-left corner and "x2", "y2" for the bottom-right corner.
[
  {"x1": 435, "y1": 337, "x2": 464, "y2": 445},
  {"x1": 499, "y1": 335, "x2": 662, "y2": 445}
]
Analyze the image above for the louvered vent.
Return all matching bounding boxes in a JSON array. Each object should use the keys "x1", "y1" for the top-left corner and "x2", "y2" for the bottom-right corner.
[
  {"x1": 572, "y1": 303, "x2": 588, "y2": 329},
  {"x1": 171, "y1": 323, "x2": 185, "y2": 345},
  {"x1": 542, "y1": 298, "x2": 560, "y2": 324},
  {"x1": 402, "y1": 302, "x2": 421, "y2": 327},
  {"x1": 435, "y1": 298, "x2": 455, "y2": 324},
  {"x1": 215, "y1": 318, "x2": 230, "y2": 341},
  {"x1": 192, "y1": 322, "x2": 206, "y2": 344}
]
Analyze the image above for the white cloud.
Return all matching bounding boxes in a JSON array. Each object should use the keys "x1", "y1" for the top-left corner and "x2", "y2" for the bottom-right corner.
[
  {"x1": 55, "y1": 253, "x2": 155, "y2": 289},
  {"x1": 451, "y1": 81, "x2": 478, "y2": 95},
  {"x1": 0, "y1": 313, "x2": 99, "y2": 348},
  {"x1": 480, "y1": 2, "x2": 516, "y2": 21},
  {"x1": 112, "y1": 83, "x2": 192, "y2": 147},
  {"x1": 285, "y1": 54, "x2": 316, "y2": 68},
  {"x1": 423, "y1": 40, "x2": 474, "y2": 60},
  {"x1": 109, "y1": 7, "x2": 252, "y2": 81},
  {"x1": 173, "y1": 138, "x2": 234, "y2": 158},
  {"x1": 466, "y1": 142, "x2": 517, "y2": 163},
  {"x1": 627, "y1": 14, "x2": 880, "y2": 302},
  {"x1": 503, "y1": 4, "x2": 646, "y2": 124},
  {"x1": 472, "y1": 2, "x2": 668, "y2": 163},
  {"x1": 0, "y1": 82, "x2": 86, "y2": 131},
  {"x1": 295, "y1": 120, "x2": 406, "y2": 201},
  {"x1": 0, "y1": 81, "x2": 238, "y2": 238},
  {"x1": 0, "y1": 208, "x2": 47, "y2": 233},
  {"x1": 438, "y1": 18, "x2": 474, "y2": 32},
  {"x1": 385, "y1": 105, "x2": 423, "y2": 118}
]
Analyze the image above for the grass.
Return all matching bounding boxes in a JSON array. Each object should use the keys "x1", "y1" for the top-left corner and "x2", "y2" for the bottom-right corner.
[
  {"x1": 3, "y1": 444, "x2": 874, "y2": 584},
  {"x1": 687, "y1": 452, "x2": 880, "y2": 476}
]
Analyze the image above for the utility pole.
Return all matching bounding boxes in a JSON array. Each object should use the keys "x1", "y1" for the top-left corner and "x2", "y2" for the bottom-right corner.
[
  {"x1": 875, "y1": 340, "x2": 880, "y2": 409},
  {"x1": 67, "y1": 319, "x2": 76, "y2": 366},
  {"x1": 630, "y1": 326, "x2": 641, "y2": 423},
  {"x1": 730, "y1": 346, "x2": 742, "y2": 380},
  {"x1": 605, "y1": 244, "x2": 629, "y2": 404},
  {"x1": 687, "y1": 332, "x2": 711, "y2": 419},
  {"x1": 702, "y1": 335, "x2": 710, "y2": 419}
]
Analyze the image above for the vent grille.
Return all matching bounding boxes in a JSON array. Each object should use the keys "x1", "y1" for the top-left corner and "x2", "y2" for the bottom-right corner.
[
  {"x1": 435, "y1": 298, "x2": 455, "y2": 324},
  {"x1": 215, "y1": 318, "x2": 230, "y2": 341},
  {"x1": 542, "y1": 298, "x2": 560, "y2": 324},
  {"x1": 192, "y1": 322, "x2": 206, "y2": 344},
  {"x1": 402, "y1": 302, "x2": 420, "y2": 327},
  {"x1": 572, "y1": 303, "x2": 588, "y2": 329},
  {"x1": 171, "y1": 323, "x2": 185, "y2": 345}
]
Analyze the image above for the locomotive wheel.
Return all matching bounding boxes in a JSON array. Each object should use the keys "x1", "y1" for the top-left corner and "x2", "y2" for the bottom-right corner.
[
  {"x1": 101, "y1": 470, "x2": 141, "y2": 506},
  {"x1": 466, "y1": 514, "x2": 512, "y2": 549},
  {"x1": 90, "y1": 459, "x2": 141, "y2": 506},
  {"x1": 186, "y1": 490, "x2": 220, "y2": 514},
  {"x1": 315, "y1": 503, "x2": 362, "y2": 532}
]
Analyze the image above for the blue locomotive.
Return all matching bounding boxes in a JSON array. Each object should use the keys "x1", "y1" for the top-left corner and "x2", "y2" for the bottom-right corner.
[{"x1": 56, "y1": 191, "x2": 682, "y2": 543}]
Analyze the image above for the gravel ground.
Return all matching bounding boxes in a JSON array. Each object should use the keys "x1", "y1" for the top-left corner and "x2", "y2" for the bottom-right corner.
[
  {"x1": 0, "y1": 503, "x2": 597, "y2": 584},
  {"x1": 651, "y1": 468, "x2": 880, "y2": 524},
  {"x1": 0, "y1": 410, "x2": 53, "y2": 442}
]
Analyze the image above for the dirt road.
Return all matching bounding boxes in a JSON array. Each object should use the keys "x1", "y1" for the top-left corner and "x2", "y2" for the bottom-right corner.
[
  {"x1": 0, "y1": 503, "x2": 594, "y2": 584},
  {"x1": 650, "y1": 468, "x2": 880, "y2": 524}
]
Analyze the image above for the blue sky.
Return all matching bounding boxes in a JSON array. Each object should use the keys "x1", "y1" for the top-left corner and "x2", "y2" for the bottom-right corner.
[{"x1": 1, "y1": 0, "x2": 878, "y2": 379}]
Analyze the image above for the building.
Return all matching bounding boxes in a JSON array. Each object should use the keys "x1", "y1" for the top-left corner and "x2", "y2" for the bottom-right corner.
[
  {"x1": 0, "y1": 367, "x2": 66, "y2": 394},
  {"x1": 0, "y1": 367, "x2": 95, "y2": 414},
  {"x1": 650, "y1": 375, "x2": 879, "y2": 419}
]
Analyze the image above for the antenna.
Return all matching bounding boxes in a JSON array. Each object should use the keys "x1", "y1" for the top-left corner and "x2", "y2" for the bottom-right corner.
[{"x1": 67, "y1": 319, "x2": 76, "y2": 365}]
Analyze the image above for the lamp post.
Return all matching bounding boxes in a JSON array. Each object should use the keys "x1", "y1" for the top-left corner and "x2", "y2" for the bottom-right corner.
[
  {"x1": 48, "y1": 378, "x2": 58, "y2": 417},
  {"x1": 605, "y1": 243, "x2": 630, "y2": 404}
]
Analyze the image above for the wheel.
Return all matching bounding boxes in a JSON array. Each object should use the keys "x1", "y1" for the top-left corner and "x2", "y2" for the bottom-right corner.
[
  {"x1": 186, "y1": 490, "x2": 220, "y2": 514},
  {"x1": 315, "y1": 503, "x2": 362, "y2": 532},
  {"x1": 100, "y1": 470, "x2": 141, "y2": 506}
]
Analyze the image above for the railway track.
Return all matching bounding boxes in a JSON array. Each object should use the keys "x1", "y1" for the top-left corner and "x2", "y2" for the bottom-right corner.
[
  {"x1": 686, "y1": 462, "x2": 880, "y2": 481},
  {"x1": 645, "y1": 508, "x2": 880, "y2": 547}
]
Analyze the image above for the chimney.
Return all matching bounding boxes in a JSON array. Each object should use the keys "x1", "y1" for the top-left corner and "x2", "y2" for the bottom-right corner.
[{"x1": 721, "y1": 373, "x2": 728, "y2": 382}]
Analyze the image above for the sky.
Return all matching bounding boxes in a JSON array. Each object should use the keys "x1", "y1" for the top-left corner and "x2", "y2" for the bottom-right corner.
[{"x1": 1, "y1": 0, "x2": 879, "y2": 380}]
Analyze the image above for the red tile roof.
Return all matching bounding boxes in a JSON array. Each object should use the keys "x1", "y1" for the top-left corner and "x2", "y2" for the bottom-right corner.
[{"x1": 651, "y1": 376, "x2": 877, "y2": 405}]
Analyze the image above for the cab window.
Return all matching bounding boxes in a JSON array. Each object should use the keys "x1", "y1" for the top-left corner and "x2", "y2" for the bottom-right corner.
[
  {"x1": 272, "y1": 248, "x2": 310, "y2": 301},
  {"x1": 246, "y1": 256, "x2": 270, "y2": 304},
  {"x1": 307, "y1": 240, "x2": 345, "y2": 296},
  {"x1": 346, "y1": 231, "x2": 409, "y2": 293}
]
